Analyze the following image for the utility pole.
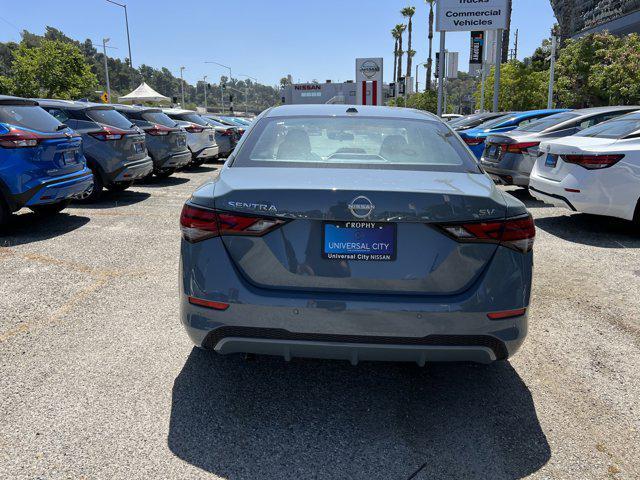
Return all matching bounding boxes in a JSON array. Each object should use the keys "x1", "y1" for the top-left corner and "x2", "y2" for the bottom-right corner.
[
  {"x1": 548, "y1": 33, "x2": 558, "y2": 109},
  {"x1": 415, "y1": 62, "x2": 427, "y2": 93},
  {"x1": 106, "y1": 1, "x2": 134, "y2": 87},
  {"x1": 437, "y1": 32, "x2": 446, "y2": 117},
  {"x1": 203, "y1": 75, "x2": 208, "y2": 111},
  {"x1": 179, "y1": 66, "x2": 185, "y2": 106},
  {"x1": 493, "y1": 30, "x2": 503, "y2": 113},
  {"x1": 102, "y1": 38, "x2": 111, "y2": 102},
  {"x1": 513, "y1": 29, "x2": 519, "y2": 59}
]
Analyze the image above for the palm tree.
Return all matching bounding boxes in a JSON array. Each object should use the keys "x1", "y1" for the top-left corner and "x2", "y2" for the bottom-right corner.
[
  {"x1": 425, "y1": 0, "x2": 436, "y2": 90},
  {"x1": 391, "y1": 28, "x2": 400, "y2": 84},
  {"x1": 401, "y1": 6, "x2": 416, "y2": 80},
  {"x1": 394, "y1": 24, "x2": 406, "y2": 85}
]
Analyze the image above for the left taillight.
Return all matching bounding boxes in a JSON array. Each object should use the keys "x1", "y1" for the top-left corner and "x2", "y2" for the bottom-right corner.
[
  {"x1": 464, "y1": 137, "x2": 484, "y2": 146},
  {"x1": 0, "y1": 128, "x2": 41, "y2": 148},
  {"x1": 439, "y1": 214, "x2": 535, "y2": 253},
  {"x1": 180, "y1": 203, "x2": 286, "y2": 243},
  {"x1": 144, "y1": 124, "x2": 171, "y2": 136},
  {"x1": 505, "y1": 141, "x2": 540, "y2": 154},
  {"x1": 89, "y1": 127, "x2": 131, "y2": 141}
]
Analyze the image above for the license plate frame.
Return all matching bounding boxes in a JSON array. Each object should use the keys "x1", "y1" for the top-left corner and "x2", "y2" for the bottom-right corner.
[
  {"x1": 545, "y1": 154, "x2": 558, "y2": 167},
  {"x1": 134, "y1": 142, "x2": 144, "y2": 154},
  {"x1": 322, "y1": 221, "x2": 396, "y2": 261},
  {"x1": 62, "y1": 150, "x2": 76, "y2": 164}
]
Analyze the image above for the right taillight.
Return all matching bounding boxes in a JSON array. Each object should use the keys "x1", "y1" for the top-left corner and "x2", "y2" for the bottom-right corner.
[
  {"x1": 506, "y1": 141, "x2": 540, "y2": 154},
  {"x1": 184, "y1": 124, "x2": 204, "y2": 134},
  {"x1": 0, "y1": 128, "x2": 41, "y2": 148},
  {"x1": 439, "y1": 214, "x2": 535, "y2": 253},
  {"x1": 180, "y1": 203, "x2": 287, "y2": 243},
  {"x1": 89, "y1": 127, "x2": 131, "y2": 141},
  {"x1": 563, "y1": 154, "x2": 624, "y2": 170},
  {"x1": 145, "y1": 124, "x2": 171, "y2": 136},
  {"x1": 464, "y1": 137, "x2": 484, "y2": 146}
]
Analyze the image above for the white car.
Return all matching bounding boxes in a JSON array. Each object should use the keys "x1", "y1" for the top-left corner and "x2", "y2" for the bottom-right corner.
[{"x1": 529, "y1": 113, "x2": 640, "y2": 224}]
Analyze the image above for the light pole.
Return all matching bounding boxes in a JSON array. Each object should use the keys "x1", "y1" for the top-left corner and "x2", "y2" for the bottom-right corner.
[
  {"x1": 548, "y1": 32, "x2": 558, "y2": 109},
  {"x1": 414, "y1": 62, "x2": 427, "y2": 93},
  {"x1": 179, "y1": 66, "x2": 185, "y2": 106},
  {"x1": 205, "y1": 61, "x2": 232, "y2": 114},
  {"x1": 238, "y1": 74, "x2": 257, "y2": 114},
  {"x1": 102, "y1": 38, "x2": 111, "y2": 102},
  {"x1": 203, "y1": 75, "x2": 208, "y2": 111},
  {"x1": 106, "y1": 0, "x2": 134, "y2": 86}
]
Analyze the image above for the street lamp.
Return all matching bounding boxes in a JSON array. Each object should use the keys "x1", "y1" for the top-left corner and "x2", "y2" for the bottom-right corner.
[
  {"x1": 238, "y1": 74, "x2": 257, "y2": 115},
  {"x1": 102, "y1": 38, "x2": 111, "y2": 102},
  {"x1": 205, "y1": 61, "x2": 232, "y2": 113},
  {"x1": 414, "y1": 62, "x2": 428, "y2": 93},
  {"x1": 105, "y1": 0, "x2": 134, "y2": 87},
  {"x1": 179, "y1": 66, "x2": 186, "y2": 106}
]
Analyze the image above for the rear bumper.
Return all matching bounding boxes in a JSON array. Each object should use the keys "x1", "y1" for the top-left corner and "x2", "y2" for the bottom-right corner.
[
  {"x1": 158, "y1": 151, "x2": 192, "y2": 171},
  {"x1": 111, "y1": 156, "x2": 153, "y2": 183},
  {"x1": 481, "y1": 153, "x2": 537, "y2": 186},
  {"x1": 17, "y1": 169, "x2": 94, "y2": 210},
  {"x1": 193, "y1": 145, "x2": 219, "y2": 160}
]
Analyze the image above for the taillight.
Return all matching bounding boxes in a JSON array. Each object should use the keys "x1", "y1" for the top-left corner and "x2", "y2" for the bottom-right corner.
[
  {"x1": 563, "y1": 154, "x2": 624, "y2": 170},
  {"x1": 89, "y1": 127, "x2": 130, "y2": 141},
  {"x1": 506, "y1": 142, "x2": 540, "y2": 154},
  {"x1": 439, "y1": 214, "x2": 535, "y2": 253},
  {"x1": 0, "y1": 128, "x2": 41, "y2": 148},
  {"x1": 222, "y1": 129, "x2": 234, "y2": 136},
  {"x1": 145, "y1": 124, "x2": 171, "y2": 136},
  {"x1": 180, "y1": 203, "x2": 287, "y2": 243},
  {"x1": 184, "y1": 124, "x2": 204, "y2": 133},
  {"x1": 464, "y1": 137, "x2": 484, "y2": 146}
]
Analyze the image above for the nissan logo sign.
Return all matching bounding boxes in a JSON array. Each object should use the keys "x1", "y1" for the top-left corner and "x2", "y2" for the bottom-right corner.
[
  {"x1": 359, "y1": 61, "x2": 380, "y2": 79},
  {"x1": 348, "y1": 196, "x2": 375, "y2": 219}
]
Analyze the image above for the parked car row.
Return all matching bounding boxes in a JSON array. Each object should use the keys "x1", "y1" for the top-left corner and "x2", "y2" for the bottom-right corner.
[
  {"x1": 451, "y1": 106, "x2": 640, "y2": 224},
  {"x1": 0, "y1": 94, "x2": 252, "y2": 225}
]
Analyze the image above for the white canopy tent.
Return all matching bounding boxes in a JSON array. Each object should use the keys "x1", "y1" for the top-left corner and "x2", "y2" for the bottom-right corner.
[{"x1": 118, "y1": 82, "x2": 171, "y2": 104}]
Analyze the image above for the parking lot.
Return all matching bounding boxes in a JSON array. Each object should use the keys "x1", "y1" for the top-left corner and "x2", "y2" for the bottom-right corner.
[{"x1": 1, "y1": 164, "x2": 639, "y2": 479}]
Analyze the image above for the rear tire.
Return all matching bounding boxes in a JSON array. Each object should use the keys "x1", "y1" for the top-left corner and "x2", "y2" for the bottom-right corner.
[
  {"x1": 107, "y1": 181, "x2": 134, "y2": 192},
  {"x1": 190, "y1": 158, "x2": 207, "y2": 167},
  {"x1": 29, "y1": 199, "x2": 71, "y2": 216},
  {"x1": 0, "y1": 197, "x2": 10, "y2": 227},
  {"x1": 155, "y1": 169, "x2": 175, "y2": 179},
  {"x1": 632, "y1": 197, "x2": 640, "y2": 229},
  {"x1": 75, "y1": 167, "x2": 103, "y2": 203}
]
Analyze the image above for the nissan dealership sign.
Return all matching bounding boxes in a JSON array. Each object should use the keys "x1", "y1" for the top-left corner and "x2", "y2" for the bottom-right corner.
[{"x1": 436, "y1": 0, "x2": 508, "y2": 32}]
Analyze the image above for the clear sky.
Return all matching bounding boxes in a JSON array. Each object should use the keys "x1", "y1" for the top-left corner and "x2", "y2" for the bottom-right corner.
[{"x1": 0, "y1": 0, "x2": 556, "y2": 89}]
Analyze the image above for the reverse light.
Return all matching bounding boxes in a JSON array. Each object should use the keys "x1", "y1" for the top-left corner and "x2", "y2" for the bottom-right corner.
[
  {"x1": 563, "y1": 154, "x2": 624, "y2": 170},
  {"x1": 440, "y1": 214, "x2": 536, "y2": 253},
  {"x1": 464, "y1": 137, "x2": 484, "y2": 146},
  {"x1": 180, "y1": 203, "x2": 287, "y2": 243},
  {"x1": 505, "y1": 141, "x2": 540, "y2": 154},
  {"x1": 0, "y1": 128, "x2": 41, "y2": 148}
]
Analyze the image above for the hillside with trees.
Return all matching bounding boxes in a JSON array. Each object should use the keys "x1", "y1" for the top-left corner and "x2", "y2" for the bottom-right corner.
[{"x1": 0, "y1": 27, "x2": 279, "y2": 112}]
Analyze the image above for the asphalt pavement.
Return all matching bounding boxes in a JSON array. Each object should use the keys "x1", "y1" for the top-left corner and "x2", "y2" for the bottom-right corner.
[{"x1": 1, "y1": 165, "x2": 639, "y2": 479}]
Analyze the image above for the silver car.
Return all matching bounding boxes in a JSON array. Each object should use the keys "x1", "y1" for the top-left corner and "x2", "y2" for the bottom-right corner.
[
  {"x1": 38, "y1": 100, "x2": 153, "y2": 201},
  {"x1": 179, "y1": 105, "x2": 535, "y2": 365},
  {"x1": 163, "y1": 109, "x2": 219, "y2": 166},
  {"x1": 481, "y1": 106, "x2": 640, "y2": 186}
]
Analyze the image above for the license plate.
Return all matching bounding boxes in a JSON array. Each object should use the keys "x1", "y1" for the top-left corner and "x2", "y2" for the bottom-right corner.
[
  {"x1": 323, "y1": 221, "x2": 396, "y2": 261},
  {"x1": 545, "y1": 154, "x2": 558, "y2": 167},
  {"x1": 134, "y1": 142, "x2": 144, "y2": 153},
  {"x1": 209, "y1": 134, "x2": 214, "y2": 141},
  {"x1": 177, "y1": 136, "x2": 186, "y2": 147}
]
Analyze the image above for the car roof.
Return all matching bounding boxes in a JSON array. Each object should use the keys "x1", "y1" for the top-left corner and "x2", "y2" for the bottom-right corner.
[
  {"x1": 263, "y1": 104, "x2": 440, "y2": 121},
  {"x1": 35, "y1": 98, "x2": 114, "y2": 110},
  {"x1": 510, "y1": 109, "x2": 568, "y2": 119},
  {"x1": 571, "y1": 105, "x2": 640, "y2": 116},
  {"x1": 162, "y1": 108, "x2": 198, "y2": 115},
  {"x1": 111, "y1": 103, "x2": 161, "y2": 114},
  {"x1": 0, "y1": 95, "x2": 39, "y2": 106}
]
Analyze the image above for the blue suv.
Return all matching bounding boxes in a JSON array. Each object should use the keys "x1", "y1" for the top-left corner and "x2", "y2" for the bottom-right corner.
[
  {"x1": 458, "y1": 109, "x2": 569, "y2": 159},
  {"x1": 0, "y1": 95, "x2": 93, "y2": 226}
]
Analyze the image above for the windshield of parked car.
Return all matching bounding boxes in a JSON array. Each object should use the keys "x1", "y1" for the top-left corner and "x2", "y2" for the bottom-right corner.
[
  {"x1": 475, "y1": 113, "x2": 517, "y2": 130},
  {"x1": 203, "y1": 117, "x2": 226, "y2": 127},
  {"x1": 515, "y1": 112, "x2": 580, "y2": 133},
  {"x1": 233, "y1": 116, "x2": 480, "y2": 173},
  {"x1": 142, "y1": 111, "x2": 177, "y2": 128},
  {"x1": 575, "y1": 117, "x2": 640, "y2": 139},
  {"x1": 0, "y1": 105, "x2": 63, "y2": 132},
  {"x1": 87, "y1": 109, "x2": 134, "y2": 129}
]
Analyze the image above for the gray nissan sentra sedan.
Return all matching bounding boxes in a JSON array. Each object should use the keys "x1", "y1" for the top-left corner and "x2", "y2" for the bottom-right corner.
[{"x1": 179, "y1": 105, "x2": 535, "y2": 365}]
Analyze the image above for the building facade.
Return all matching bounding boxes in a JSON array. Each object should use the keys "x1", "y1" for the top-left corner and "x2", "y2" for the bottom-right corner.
[
  {"x1": 280, "y1": 81, "x2": 358, "y2": 105},
  {"x1": 551, "y1": 0, "x2": 640, "y2": 38}
]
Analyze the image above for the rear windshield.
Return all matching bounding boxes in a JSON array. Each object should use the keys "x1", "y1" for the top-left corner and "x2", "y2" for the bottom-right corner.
[
  {"x1": 575, "y1": 118, "x2": 640, "y2": 139},
  {"x1": 142, "y1": 111, "x2": 177, "y2": 128},
  {"x1": 232, "y1": 116, "x2": 480, "y2": 172},
  {"x1": 515, "y1": 112, "x2": 579, "y2": 132},
  {"x1": 476, "y1": 114, "x2": 517, "y2": 129},
  {"x1": 180, "y1": 113, "x2": 210, "y2": 127},
  {"x1": 0, "y1": 105, "x2": 62, "y2": 132},
  {"x1": 87, "y1": 109, "x2": 133, "y2": 129},
  {"x1": 203, "y1": 117, "x2": 226, "y2": 127}
]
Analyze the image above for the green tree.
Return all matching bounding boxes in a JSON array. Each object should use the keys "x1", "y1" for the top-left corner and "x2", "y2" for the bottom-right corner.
[
  {"x1": 7, "y1": 39, "x2": 96, "y2": 98},
  {"x1": 425, "y1": 0, "x2": 436, "y2": 90},
  {"x1": 394, "y1": 24, "x2": 406, "y2": 83},
  {"x1": 391, "y1": 27, "x2": 399, "y2": 84},
  {"x1": 401, "y1": 6, "x2": 416, "y2": 79},
  {"x1": 475, "y1": 61, "x2": 548, "y2": 111},
  {"x1": 592, "y1": 33, "x2": 640, "y2": 105},
  {"x1": 406, "y1": 89, "x2": 438, "y2": 113}
]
